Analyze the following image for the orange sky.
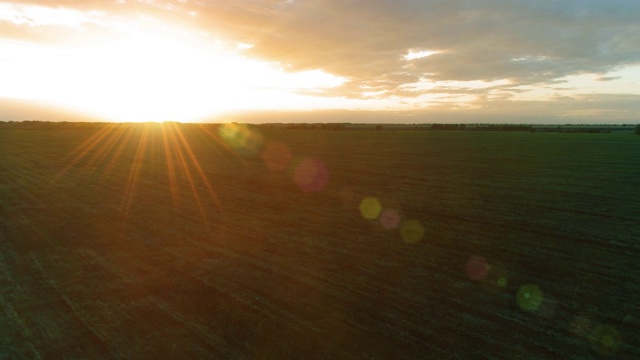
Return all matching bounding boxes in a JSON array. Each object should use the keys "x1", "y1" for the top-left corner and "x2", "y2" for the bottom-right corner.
[{"x1": 1, "y1": 1, "x2": 639, "y2": 123}]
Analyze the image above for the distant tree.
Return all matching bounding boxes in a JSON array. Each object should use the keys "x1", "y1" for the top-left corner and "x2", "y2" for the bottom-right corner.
[{"x1": 635, "y1": 124, "x2": 640, "y2": 135}]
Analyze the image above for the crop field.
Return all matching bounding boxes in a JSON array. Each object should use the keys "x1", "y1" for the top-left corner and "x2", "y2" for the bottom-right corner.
[{"x1": 1, "y1": 122, "x2": 639, "y2": 359}]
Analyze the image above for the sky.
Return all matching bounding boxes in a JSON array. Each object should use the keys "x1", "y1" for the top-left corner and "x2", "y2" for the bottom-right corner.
[{"x1": 1, "y1": 0, "x2": 639, "y2": 123}]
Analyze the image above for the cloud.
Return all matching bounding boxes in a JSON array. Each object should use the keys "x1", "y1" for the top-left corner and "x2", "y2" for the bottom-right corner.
[
  {"x1": 175, "y1": 1, "x2": 640, "y2": 93},
  {"x1": 6, "y1": 1, "x2": 640, "y2": 79},
  {"x1": 2, "y1": 0, "x2": 640, "y2": 122},
  {"x1": 595, "y1": 76, "x2": 622, "y2": 82}
]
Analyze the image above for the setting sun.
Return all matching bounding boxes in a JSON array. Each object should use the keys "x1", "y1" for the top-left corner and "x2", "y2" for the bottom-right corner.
[{"x1": 0, "y1": 7, "x2": 345, "y2": 122}]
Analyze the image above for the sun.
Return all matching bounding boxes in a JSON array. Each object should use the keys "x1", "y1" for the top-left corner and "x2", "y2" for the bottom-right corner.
[
  {"x1": 55, "y1": 31, "x2": 264, "y2": 123},
  {"x1": 67, "y1": 33, "x2": 238, "y2": 122},
  {"x1": 0, "y1": 30, "x2": 232, "y2": 122},
  {"x1": 0, "y1": 19, "x2": 345, "y2": 123}
]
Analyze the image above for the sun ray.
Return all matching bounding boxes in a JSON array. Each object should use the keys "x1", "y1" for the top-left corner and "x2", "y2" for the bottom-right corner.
[
  {"x1": 103, "y1": 124, "x2": 137, "y2": 176},
  {"x1": 211, "y1": 123, "x2": 267, "y2": 170},
  {"x1": 54, "y1": 123, "x2": 119, "y2": 181},
  {"x1": 52, "y1": 122, "x2": 228, "y2": 230},
  {"x1": 161, "y1": 124, "x2": 180, "y2": 210},
  {"x1": 121, "y1": 124, "x2": 151, "y2": 222},
  {"x1": 172, "y1": 124, "x2": 222, "y2": 209},
  {"x1": 88, "y1": 125, "x2": 129, "y2": 171},
  {"x1": 164, "y1": 123, "x2": 209, "y2": 225},
  {"x1": 197, "y1": 124, "x2": 241, "y2": 169}
]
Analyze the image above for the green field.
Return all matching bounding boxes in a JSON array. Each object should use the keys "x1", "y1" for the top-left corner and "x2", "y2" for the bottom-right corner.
[{"x1": 1, "y1": 123, "x2": 639, "y2": 359}]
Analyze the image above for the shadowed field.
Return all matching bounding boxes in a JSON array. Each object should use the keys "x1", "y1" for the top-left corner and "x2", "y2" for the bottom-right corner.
[{"x1": 1, "y1": 122, "x2": 639, "y2": 359}]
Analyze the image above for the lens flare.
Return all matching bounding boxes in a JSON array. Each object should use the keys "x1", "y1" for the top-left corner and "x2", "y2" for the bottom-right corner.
[
  {"x1": 399, "y1": 219, "x2": 425, "y2": 243},
  {"x1": 569, "y1": 316, "x2": 621, "y2": 356},
  {"x1": 482, "y1": 261, "x2": 509, "y2": 288},
  {"x1": 379, "y1": 208, "x2": 401, "y2": 229},
  {"x1": 293, "y1": 158, "x2": 329, "y2": 193},
  {"x1": 359, "y1": 197, "x2": 382, "y2": 220},
  {"x1": 588, "y1": 324, "x2": 620, "y2": 355},
  {"x1": 465, "y1": 255, "x2": 489, "y2": 281},
  {"x1": 516, "y1": 284, "x2": 544, "y2": 312},
  {"x1": 218, "y1": 123, "x2": 264, "y2": 156}
]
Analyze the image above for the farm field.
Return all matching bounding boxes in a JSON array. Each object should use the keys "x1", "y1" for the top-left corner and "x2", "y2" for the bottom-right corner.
[{"x1": 1, "y1": 122, "x2": 639, "y2": 359}]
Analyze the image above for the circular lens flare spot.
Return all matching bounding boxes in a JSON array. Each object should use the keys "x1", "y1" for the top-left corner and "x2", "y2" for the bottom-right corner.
[
  {"x1": 485, "y1": 262, "x2": 509, "y2": 288},
  {"x1": 261, "y1": 141, "x2": 292, "y2": 171},
  {"x1": 379, "y1": 208, "x2": 401, "y2": 229},
  {"x1": 293, "y1": 158, "x2": 329, "y2": 193},
  {"x1": 359, "y1": 197, "x2": 382, "y2": 220},
  {"x1": 516, "y1": 284, "x2": 544, "y2": 312},
  {"x1": 465, "y1": 256, "x2": 489, "y2": 281},
  {"x1": 219, "y1": 123, "x2": 264, "y2": 155},
  {"x1": 399, "y1": 219, "x2": 425, "y2": 243},
  {"x1": 589, "y1": 324, "x2": 620, "y2": 355}
]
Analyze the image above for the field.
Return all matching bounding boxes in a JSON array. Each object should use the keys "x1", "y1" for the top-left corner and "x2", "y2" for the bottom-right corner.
[{"x1": 1, "y1": 122, "x2": 639, "y2": 359}]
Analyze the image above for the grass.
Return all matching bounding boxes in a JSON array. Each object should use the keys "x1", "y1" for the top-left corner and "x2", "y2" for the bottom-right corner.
[{"x1": 1, "y1": 122, "x2": 639, "y2": 359}]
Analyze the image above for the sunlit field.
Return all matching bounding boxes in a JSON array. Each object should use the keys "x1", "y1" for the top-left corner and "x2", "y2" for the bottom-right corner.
[{"x1": 1, "y1": 122, "x2": 639, "y2": 359}]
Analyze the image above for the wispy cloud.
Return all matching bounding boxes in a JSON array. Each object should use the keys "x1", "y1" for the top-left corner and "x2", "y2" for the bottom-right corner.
[{"x1": 596, "y1": 76, "x2": 622, "y2": 82}]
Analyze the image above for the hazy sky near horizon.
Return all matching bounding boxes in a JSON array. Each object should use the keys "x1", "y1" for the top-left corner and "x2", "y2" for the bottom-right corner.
[{"x1": 1, "y1": 0, "x2": 639, "y2": 123}]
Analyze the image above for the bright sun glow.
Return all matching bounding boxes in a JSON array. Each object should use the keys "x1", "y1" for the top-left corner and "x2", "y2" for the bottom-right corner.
[{"x1": 0, "y1": 10, "x2": 345, "y2": 122}]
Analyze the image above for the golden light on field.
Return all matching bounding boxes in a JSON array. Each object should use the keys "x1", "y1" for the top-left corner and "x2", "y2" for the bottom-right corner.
[
  {"x1": 54, "y1": 119, "x2": 346, "y2": 227},
  {"x1": 160, "y1": 122, "x2": 222, "y2": 222},
  {"x1": 56, "y1": 122, "x2": 222, "y2": 226}
]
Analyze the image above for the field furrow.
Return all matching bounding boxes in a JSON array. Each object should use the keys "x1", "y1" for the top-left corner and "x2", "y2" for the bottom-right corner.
[{"x1": 1, "y1": 125, "x2": 638, "y2": 358}]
